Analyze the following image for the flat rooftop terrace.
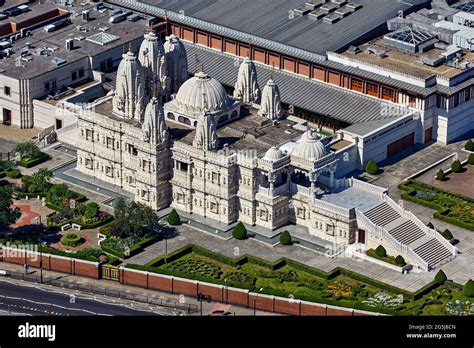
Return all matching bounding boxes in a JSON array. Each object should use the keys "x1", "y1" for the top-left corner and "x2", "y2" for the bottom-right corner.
[
  {"x1": 0, "y1": 3, "x2": 146, "y2": 78},
  {"x1": 341, "y1": 37, "x2": 474, "y2": 79},
  {"x1": 319, "y1": 185, "x2": 382, "y2": 213},
  {"x1": 170, "y1": 107, "x2": 304, "y2": 155}
]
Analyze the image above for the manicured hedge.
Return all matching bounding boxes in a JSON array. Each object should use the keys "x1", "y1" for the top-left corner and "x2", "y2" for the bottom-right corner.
[
  {"x1": 60, "y1": 233, "x2": 83, "y2": 247},
  {"x1": 399, "y1": 180, "x2": 474, "y2": 231},
  {"x1": 16, "y1": 153, "x2": 50, "y2": 168},
  {"x1": 100, "y1": 233, "x2": 161, "y2": 259},
  {"x1": 47, "y1": 214, "x2": 113, "y2": 230},
  {"x1": 6, "y1": 170, "x2": 21, "y2": 179}
]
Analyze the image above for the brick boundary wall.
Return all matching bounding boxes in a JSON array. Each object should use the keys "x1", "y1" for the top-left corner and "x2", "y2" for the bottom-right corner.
[
  {"x1": 120, "y1": 268, "x2": 379, "y2": 316},
  {"x1": 1, "y1": 247, "x2": 100, "y2": 279},
  {"x1": 0, "y1": 246, "x2": 378, "y2": 316}
]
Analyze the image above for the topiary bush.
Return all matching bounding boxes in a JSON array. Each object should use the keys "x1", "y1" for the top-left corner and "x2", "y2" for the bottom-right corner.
[
  {"x1": 436, "y1": 169, "x2": 445, "y2": 181},
  {"x1": 167, "y1": 209, "x2": 181, "y2": 226},
  {"x1": 451, "y1": 160, "x2": 462, "y2": 173},
  {"x1": 394, "y1": 255, "x2": 406, "y2": 266},
  {"x1": 232, "y1": 222, "x2": 247, "y2": 240},
  {"x1": 465, "y1": 139, "x2": 474, "y2": 152},
  {"x1": 463, "y1": 279, "x2": 474, "y2": 298},
  {"x1": 6, "y1": 170, "x2": 21, "y2": 179},
  {"x1": 365, "y1": 160, "x2": 379, "y2": 175},
  {"x1": 60, "y1": 232, "x2": 83, "y2": 247},
  {"x1": 434, "y1": 269, "x2": 447, "y2": 283},
  {"x1": 375, "y1": 245, "x2": 386, "y2": 257},
  {"x1": 279, "y1": 231, "x2": 292, "y2": 245},
  {"x1": 469, "y1": 153, "x2": 474, "y2": 165},
  {"x1": 441, "y1": 229, "x2": 453, "y2": 240}
]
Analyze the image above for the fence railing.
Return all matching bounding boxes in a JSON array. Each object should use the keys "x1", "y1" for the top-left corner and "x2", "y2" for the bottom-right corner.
[
  {"x1": 383, "y1": 195, "x2": 457, "y2": 256},
  {"x1": 0, "y1": 269, "x2": 199, "y2": 314}
]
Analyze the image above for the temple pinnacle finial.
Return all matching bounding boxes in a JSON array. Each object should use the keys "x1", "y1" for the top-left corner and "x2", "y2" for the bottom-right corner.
[{"x1": 128, "y1": 41, "x2": 132, "y2": 53}]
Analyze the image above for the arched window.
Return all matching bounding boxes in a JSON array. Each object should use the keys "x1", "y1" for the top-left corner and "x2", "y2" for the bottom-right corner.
[{"x1": 167, "y1": 112, "x2": 175, "y2": 120}]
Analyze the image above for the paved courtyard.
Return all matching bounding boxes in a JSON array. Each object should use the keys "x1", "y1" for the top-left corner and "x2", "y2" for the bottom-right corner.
[{"x1": 420, "y1": 161, "x2": 474, "y2": 198}]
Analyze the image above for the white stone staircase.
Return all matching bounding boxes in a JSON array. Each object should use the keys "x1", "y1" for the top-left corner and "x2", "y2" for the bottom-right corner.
[{"x1": 359, "y1": 195, "x2": 457, "y2": 271}]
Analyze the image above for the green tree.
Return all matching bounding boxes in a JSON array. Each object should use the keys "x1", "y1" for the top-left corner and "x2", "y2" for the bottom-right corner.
[
  {"x1": 0, "y1": 186, "x2": 21, "y2": 228},
  {"x1": 279, "y1": 231, "x2": 292, "y2": 245},
  {"x1": 232, "y1": 222, "x2": 247, "y2": 240},
  {"x1": 434, "y1": 269, "x2": 447, "y2": 283},
  {"x1": 31, "y1": 168, "x2": 53, "y2": 192},
  {"x1": 113, "y1": 197, "x2": 159, "y2": 238},
  {"x1": 463, "y1": 279, "x2": 474, "y2": 298},
  {"x1": 167, "y1": 209, "x2": 181, "y2": 226},
  {"x1": 375, "y1": 245, "x2": 386, "y2": 257},
  {"x1": 468, "y1": 153, "x2": 474, "y2": 165},
  {"x1": 441, "y1": 229, "x2": 453, "y2": 240},
  {"x1": 451, "y1": 160, "x2": 462, "y2": 173},
  {"x1": 436, "y1": 169, "x2": 445, "y2": 181},
  {"x1": 394, "y1": 255, "x2": 406, "y2": 266},
  {"x1": 365, "y1": 160, "x2": 379, "y2": 175},
  {"x1": 465, "y1": 139, "x2": 474, "y2": 151},
  {"x1": 14, "y1": 141, "x2": 41, "y2": 160},
  {"x1": 84, "y1": 202, "x2": 100, "y2": 220}
]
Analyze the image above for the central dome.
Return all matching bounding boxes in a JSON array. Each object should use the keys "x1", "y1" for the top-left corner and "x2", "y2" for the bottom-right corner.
[
  {"x1": 292, "y1": 130, "x2": 327, "y2": 161},
  {"x1": 175, "y1": 71, "x2": 231, "y2": 113}
]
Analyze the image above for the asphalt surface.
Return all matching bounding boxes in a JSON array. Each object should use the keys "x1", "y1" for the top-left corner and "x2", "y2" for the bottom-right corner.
[{"x1": 0, "y1": 279, "x2": 183, "y2": 316}]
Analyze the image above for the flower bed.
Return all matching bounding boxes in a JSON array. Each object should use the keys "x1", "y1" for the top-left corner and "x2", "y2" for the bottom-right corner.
[{"x1": 399, "y1": 180, "x2": 474, "y2": 231}]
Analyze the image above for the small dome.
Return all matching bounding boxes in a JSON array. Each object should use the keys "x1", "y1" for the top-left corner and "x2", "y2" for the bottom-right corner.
[
  {"x1": 263, "y1": 146, "x2": 284, "y2": 161},
  {"x1": 292, "y1": 130, "x2": 327, "y2": 161},
  {"x1": 175, "y1": 71, "x2": 231, "y2": 113}
]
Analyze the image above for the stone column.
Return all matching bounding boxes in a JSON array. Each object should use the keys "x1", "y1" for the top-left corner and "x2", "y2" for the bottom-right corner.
[
  {"x1": 268, "y1": 171, "x2": 276, "y2": 197},
  {"x1": 309, "y1": 170, "x2": 319, "y2": 197}
]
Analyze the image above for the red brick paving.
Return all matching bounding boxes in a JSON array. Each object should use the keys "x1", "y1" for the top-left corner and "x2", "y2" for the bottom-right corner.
[
  {"x1": 9, "y1": 204, "x2": 40, "y2": 228},
  {"x1": 429, "y1": 164, "x2": 474, "y2": 198}
]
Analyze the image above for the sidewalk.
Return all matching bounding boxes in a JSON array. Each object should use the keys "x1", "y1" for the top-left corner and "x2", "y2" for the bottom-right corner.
[{"x1": 0, "y1": 261, "x2": 278, "y2": 316}]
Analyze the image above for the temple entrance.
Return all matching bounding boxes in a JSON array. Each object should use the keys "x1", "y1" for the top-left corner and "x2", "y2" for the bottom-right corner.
[
  {"x1": 2, "y1": 108, "x2": 11, "y2": 125},
  {"x1": 358, "y1": 229, "x2": 366, "y2": 244}
]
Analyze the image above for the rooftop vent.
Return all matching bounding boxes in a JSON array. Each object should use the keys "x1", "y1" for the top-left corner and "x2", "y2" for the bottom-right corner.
[
  {"x1": 347, "y1": 45, "x2": 361, "y2": 54},
  {"x1": 52, "y1": 57, "x2": 67, "y2": 67},
  {"x1": 366, "y1": 47, "x2": 387, "y2": 58}
]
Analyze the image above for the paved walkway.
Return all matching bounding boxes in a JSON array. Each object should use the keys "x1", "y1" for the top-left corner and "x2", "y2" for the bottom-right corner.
[
  {"x1": 9, "y1": 204, "x2": 40, "y2": 228},
  {"x1": 370, "y1": 139, "x2": 474, "y2": 286},
  {"x1": 126, "y1": 224, "x2": 434, "y2": 293}
]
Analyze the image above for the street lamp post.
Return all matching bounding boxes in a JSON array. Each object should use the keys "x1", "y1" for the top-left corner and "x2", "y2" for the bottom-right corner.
[
  {"x1": 253, "y1": 287, "x2": 264, "y2": 316},
  {"x1": 39, "y1": 249, "x2": 43, "y2": 284},
  {"x1": 224, "y1": 278, "x2": 227, "y2": 304}
]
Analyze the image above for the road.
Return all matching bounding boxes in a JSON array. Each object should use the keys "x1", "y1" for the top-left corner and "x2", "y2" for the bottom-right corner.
[{"x1": 0, "y1": 279, "x2": 183, "y2": 316}]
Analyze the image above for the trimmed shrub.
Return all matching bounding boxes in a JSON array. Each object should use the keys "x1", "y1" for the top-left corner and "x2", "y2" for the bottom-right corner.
[
  {"x1": 427, "y1": 222, "x2": 434, "y2": 229},
  {"x1": 434, "y1": 269, "x2": 447, "y2": 283},
  {"x1": 465, "y1": 139, "x2": 474, "y2": 151},
  {"x1": 441, "y1": 229, "x2": 453, "y2": 240},
  {"x1": 167, "y1": 209, "x2": 181, "y2": 226},
  {"x1": 60, "y1": 233, "x2": 83, "y2": 247},
  {"x1": 375, "y1": 245, "x2": 386, "y2": 257},
  {"x1": 6, "y1": 170, "x2": 21, "y2": 179},
  {"x1": 365, "y1": 160, "x2": 379, "y2": 175},
  {"x1": 469, "y1": 153, "x2": 474, "y2": 165},
  {"x1": 279, "y1": 231, "x2": 292, "y2": 245},
  {"x1": 436, "y1": 169, "x2": 445, "y2": 181},
  {"x1": 463, "y1": 279, "x2": 474, "y2": 298},
  {"x1": 394, "y1": 255, "x2": 406, "y2": 266},
  {"x1": 451, "y1": 160, "x2": 462, "y2": 173},
  {"x1": 232, "y1": 222, "x2": 247, "y2": 240},
  {"x1": 16, "y1": 152, "x2": 50, "y2": 168}
]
